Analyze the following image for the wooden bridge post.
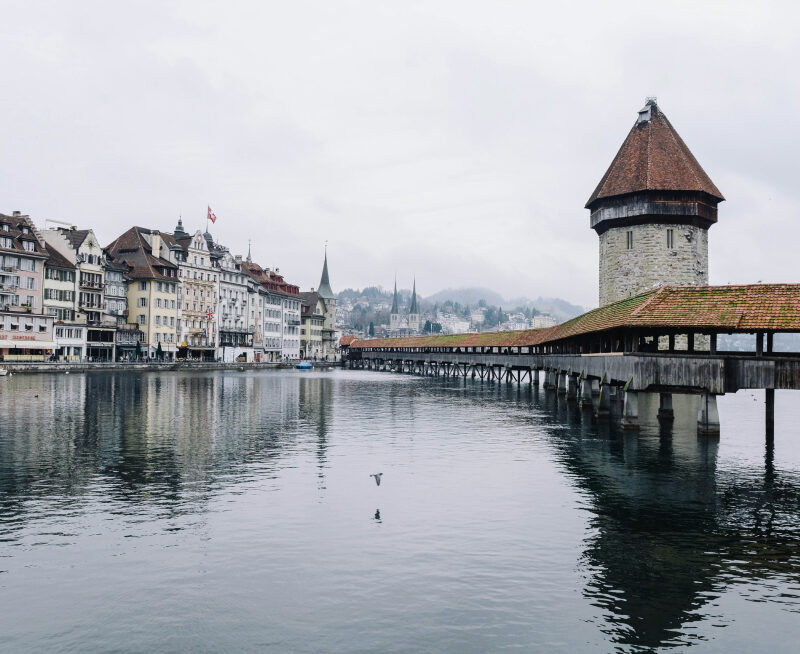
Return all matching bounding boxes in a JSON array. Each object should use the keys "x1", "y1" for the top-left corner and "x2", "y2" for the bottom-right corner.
[
  {"x1": 532, "y1": 369, "x2": 540, "y2": 387},
  {"x1": 566, "y1": 373, "x2": 578, "y2": 400},
  {"x1": 621, "y1": 391, "x2": 639, "y2": 430},
  {"x1": 596, "y1": 378, "x2": 611, "y2": 418},
  {"x1": 557, "y1": 371, "x2": 567, "y2": 395},
  {"x1": 766, "y1": 388, "x2": 775, "y2": 439},
  {"x1": 697, "y1": 393, "x2": 721, "y2": 436},
  {"x1": 658, "y1": 393, "x2": 674, "y2": 421},
  {"x1": 579, "y1": 377, "x2": 593, "y2": 409}
]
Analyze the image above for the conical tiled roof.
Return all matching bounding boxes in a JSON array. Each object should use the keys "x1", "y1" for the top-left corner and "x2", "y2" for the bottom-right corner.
[
  {"x1": 317, "y1": 249, "x2": 334, "y2": 299},
  {"x1": 586, "y1": 99, "x2": 724, "y2": 208}
]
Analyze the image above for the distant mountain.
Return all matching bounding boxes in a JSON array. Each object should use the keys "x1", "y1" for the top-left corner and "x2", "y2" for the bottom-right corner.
[{"x1": 424, "y1": 287, "x2": 505, "y2": 307}]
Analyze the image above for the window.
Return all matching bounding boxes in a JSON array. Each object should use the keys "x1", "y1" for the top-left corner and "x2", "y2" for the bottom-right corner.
[
  {"x1": 626, "y1": 231, "x2": 634, "y2": 250},
  {"x1": 155, "y1": 315, "x2": 161, "y2": 326},
  {"x1": 0, "y1": 236, "x2": 12, "y2": 248},
  {"x1": 138, "y1": 297, "x2": 147, "y2": 307},
  {"x1": 22, "y1": 240, "x2": 36, "y2": 252},
  {"x1": 666, "y1": 229, "x2": 675, "y2": 249},
  {"x1": 156, "y1": 298, "x2": 162, "y2": 308},
  {"x1": 139, "y1": 281, "x2": 147, "y2": 290},
  {"x1": 157, "y1": 282, "x2": 162, "y2": 292}
]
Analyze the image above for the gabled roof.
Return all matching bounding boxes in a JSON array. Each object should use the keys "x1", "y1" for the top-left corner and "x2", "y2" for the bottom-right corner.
[
  {"x1": 58, "y1": 228, "x2": 91, "y2": 250},
  {"x1": 105, "y1": 227, "x2": 178, "y2": 280},
  {"x1": 44, "y1": 244, "x2": 75, "y2": 269},
  {"x1": 0, "y1": 212, "x2": 48, "y2": 257},
  {"x1": 301, "y1": 291, "x2": 325, "y2": 316},
  {"x1": 586, "y1": 100, "x2": 724, "y2": 208}
]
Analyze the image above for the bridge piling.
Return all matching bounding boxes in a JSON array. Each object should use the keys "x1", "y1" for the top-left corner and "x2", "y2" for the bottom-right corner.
[
  {"x1": 766, "y1": 389, "x2": 775, "y2": 439},
  {"x1": 579, "y1": 378, "x2": 593, "y2": 408},
  {"x1": 697, "y1": 393, "x2": 721, "y2": 436},
  {"x1": 621, "y1": 391, "x2": 639, "y2": 429},
  {"x1": 658, "y1": 393, "x2": 674, "y2": 421},
  {"x1": 596, "y1": 381, "x2": 612, "y2": 418}
]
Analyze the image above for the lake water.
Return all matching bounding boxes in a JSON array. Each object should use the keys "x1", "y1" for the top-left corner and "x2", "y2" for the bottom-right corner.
[{"x1": 1, "y1": 370, "x2": 799, "y2": 652}]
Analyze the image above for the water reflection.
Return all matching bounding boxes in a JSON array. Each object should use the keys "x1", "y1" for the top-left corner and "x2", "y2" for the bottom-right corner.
[
  {"x1": 474, "y1": 383, "x2": 800, "y2": 650},
  {"x1": 1, "y1": 371, "x2": 799, "y2": 652}
]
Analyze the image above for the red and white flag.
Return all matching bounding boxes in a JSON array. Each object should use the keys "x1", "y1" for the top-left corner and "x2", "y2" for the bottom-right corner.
[{"x1": 207, "y1": 206, "x2": 217, "y2": 224}]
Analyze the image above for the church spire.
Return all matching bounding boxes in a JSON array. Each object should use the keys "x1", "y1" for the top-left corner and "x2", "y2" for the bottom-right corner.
[
  {"x1": 391, "y1": 276, "x2": 399, "y2": 314},
  {"x1": 317, "y1": 243, "x2": 334, "y2": 299},
  {"x1": 409, "y1": 278, "x2": 418, "y2": 314}
]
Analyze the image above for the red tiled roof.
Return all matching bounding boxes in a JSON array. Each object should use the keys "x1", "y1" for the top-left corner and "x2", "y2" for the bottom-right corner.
[
  {"x1": 105, "y1": 227, "x2": 178, "y2": 280},
  {"x1": 586, "y1": 101, "x2": 724, "y2": 208},
  {"x1": 351, "y1": 284, "x2": 800, "y2": 349},
  {"x1": 340, "y1": 335, "x2": 359, "y2": 346},
  {"x1": 44, "y1": 244, "x2": 75, "y2": 269}
]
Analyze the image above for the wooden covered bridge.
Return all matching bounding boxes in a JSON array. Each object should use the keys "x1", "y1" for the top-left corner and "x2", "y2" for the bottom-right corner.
[{"x1": 343, "y1": 284, "x2": 800, "y2": 435}]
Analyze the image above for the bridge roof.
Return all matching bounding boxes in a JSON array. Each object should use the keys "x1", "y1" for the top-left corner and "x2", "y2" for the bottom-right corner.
[{"x1": 349, "y1": 284, "x2": 800, "y2": 349}]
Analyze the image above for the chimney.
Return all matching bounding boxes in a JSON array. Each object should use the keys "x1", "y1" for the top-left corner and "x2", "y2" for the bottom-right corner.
[
  {"x1": 150, "y1": 230, "x2": 162, "y2": 258},
  {"x1": 235, "y1": 255, "x2": 242, "y2": 263},
  {"x1": 12, "y1": 210, "x2": 20, "y2": 217}
]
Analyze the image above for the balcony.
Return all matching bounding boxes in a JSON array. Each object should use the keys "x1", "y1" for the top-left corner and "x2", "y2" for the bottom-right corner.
[
  {"x1": 79, "y1": 280, "x2": 103, "y2": 290},
  {"x1": 79, "y1": 300, "x2": 103, "y2": 310}
]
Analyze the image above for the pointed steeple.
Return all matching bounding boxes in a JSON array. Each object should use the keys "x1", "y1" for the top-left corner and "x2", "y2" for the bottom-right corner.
[
  {"x1": 409, "y1": 278, "x2": 418, "y2": 314},
  {"x1": 246, "y1": 239, "x2": 252, "y2": 264},
  {"x1": 317, "y1": 245, "x2": 335, "y2": 299},
  {"x1": 391, "y1": 276, "x2": 399, "y2": 314}
]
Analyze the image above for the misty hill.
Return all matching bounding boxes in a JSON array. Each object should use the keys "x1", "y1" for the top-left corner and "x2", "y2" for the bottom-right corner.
[{"x1": 424, "y1": 287, "x2": 505, "y2": 307}]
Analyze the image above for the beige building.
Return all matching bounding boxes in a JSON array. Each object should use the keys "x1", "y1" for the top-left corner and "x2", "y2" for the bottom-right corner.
[
  {"x1": 167, "y1": 220, "x2": 219, "y2": 360},
  {"x1": 106, "y1": 227, "x2": 179, "y2": 359}
]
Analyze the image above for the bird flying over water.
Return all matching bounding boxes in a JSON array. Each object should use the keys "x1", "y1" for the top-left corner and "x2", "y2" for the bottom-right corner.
[{"x1": 370, "y1": 473, "x2": 383, "y2": 486}]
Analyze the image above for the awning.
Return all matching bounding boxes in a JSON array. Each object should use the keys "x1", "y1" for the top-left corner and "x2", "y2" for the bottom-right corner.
[{"x1": 0, "y1": 340, "x2": 58, "y2": 349}]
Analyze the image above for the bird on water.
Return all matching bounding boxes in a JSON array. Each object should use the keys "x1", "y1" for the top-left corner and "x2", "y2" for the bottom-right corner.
[{"x1": 370, "y1": 473, "x2": 383, "y2": 486}]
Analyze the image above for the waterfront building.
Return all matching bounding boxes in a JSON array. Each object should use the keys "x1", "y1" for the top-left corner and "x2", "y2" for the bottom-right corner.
[
  {"x1": 43, "y1": 245, "x2": 84, "y2": 360},
  {"x1": 0, "y1": 212, "x2": 55, "y2": 360},
  {"x1": 43, "y1": 227, "x2": 115, "y2": 360},
  {"x1": 218, "y1": 249, "x2": 255, "y2": 362},
  {"x1": 242, "y1": 261, "x2": 301, "y2": 361},
  {"x1": 168, "y1": 221, "x2": 220, "y2": 361},
  {"x1": 587, "y1": 98, "x2": 724, "y2": 307},
  {"x1": 300, "y1": 291, "x2": 326, "y2": 359},
  {"x1": 105, "y1": 227, "x2": 179, "y2": 359}
]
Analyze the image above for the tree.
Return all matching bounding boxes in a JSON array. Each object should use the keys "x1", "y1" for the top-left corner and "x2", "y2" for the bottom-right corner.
[
  {"x1": 369, "y1": 321, "x2": 375, "y2": 336},
  {"x1": 432, "y1": 322, "x2": 442, "y2": 333},
  {"x1": 423, "y1": 319, "x2": 432, "y2": 333}
]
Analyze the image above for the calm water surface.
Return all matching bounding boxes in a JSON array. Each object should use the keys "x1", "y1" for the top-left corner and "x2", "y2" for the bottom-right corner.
[{"x1": 1, "y1": 370, "x2": 800, "y2": 652}]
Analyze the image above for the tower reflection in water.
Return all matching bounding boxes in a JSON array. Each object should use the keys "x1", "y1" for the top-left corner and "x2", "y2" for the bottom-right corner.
[{"x1": 514, "y1": 385, "x2": 800, "y2": 650}]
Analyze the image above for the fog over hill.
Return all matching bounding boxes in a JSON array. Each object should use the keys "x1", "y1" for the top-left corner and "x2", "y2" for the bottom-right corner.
[{"x1": 339, "y1": 285, "x2": 585, "y2": 323}]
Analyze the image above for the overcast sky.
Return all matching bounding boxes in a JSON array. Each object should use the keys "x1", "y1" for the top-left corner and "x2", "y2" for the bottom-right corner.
[{"x1": 2, "y1": 1, "x2": 799, "y2": 308}]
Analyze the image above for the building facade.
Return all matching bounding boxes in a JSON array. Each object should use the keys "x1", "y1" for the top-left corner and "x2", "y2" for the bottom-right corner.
[
  {"x1": 106, "y1": 228, "x2": 179, "y2": 359},
  {"x1": 587, "y1": 99, "x2": 724, "y2": 307},
  {"x1": 0, "y1": 212, "x2": 54, "y2": 360}
]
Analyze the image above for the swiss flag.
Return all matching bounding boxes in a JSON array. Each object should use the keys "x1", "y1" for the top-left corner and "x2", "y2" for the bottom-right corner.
[{"x1": 207, "y1": 206, "x2": 217, "y2": 224}]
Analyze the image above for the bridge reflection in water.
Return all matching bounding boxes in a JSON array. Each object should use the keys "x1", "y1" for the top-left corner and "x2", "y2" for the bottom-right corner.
[{"x1": 1, "y1": 371, "x2": 798, "y2": 651}]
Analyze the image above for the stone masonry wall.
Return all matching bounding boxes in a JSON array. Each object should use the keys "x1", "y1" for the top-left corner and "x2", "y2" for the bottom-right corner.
[{"x1": 599, "y1": 223, "x2": 709, "y2": 306}]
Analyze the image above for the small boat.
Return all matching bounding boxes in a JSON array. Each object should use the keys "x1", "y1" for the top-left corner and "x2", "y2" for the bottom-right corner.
[
  {"x1": 0, "y1": 367, "x2": 8, "y2": 377},
  {"x1": 296, "y1": 361, "x2": 313, "y2": 370}
]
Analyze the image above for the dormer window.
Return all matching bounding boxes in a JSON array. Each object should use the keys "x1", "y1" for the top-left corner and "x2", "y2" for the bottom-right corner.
[{"x1": 22, "y1": 240, "x2": 36, "y2": 252}]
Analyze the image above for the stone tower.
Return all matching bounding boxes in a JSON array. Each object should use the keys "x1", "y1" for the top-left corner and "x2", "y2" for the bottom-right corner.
[
  {"x1": 407, "y1": 278, "x2": 420, "y2": 333},
  {"x1": 586, "y1": 99, "x2": 724, "y2": 306},
  {"x1": 390, "y1": 278, "x2": 400, "y2": 332}
]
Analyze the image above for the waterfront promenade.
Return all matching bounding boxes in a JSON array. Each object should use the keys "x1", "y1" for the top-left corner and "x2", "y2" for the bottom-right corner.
[{"x1": 0, "y1": 360, "x2": 341, "y2": 374}]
